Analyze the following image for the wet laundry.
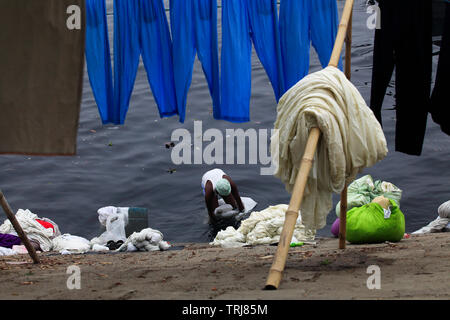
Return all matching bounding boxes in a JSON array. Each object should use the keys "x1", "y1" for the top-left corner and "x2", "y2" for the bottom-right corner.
[
  {"x1": 170, "y1": 0, "x2": 220, "y2": 123},
  {"x1": 219, "y1": 0, "x2": 284, "y2": 122},
  {"x1": 271, "y1": 66, "x2": 388, "y2": 230},
  {"x1": 113, "y1": 0, "x2": 178, "y2": 124},
  {"x1": 85, "y1": 0, "x2": 115, "y2": 124},
  {"x1": 279, "y1": 0, "x2": 342, "y2": 92},
  {"x1": 210, "y1": 204, "x2": 316, "y2": 248},
  {"x1": 213, "y1": 197, "x2": 257, "y2": 221},
  {"x1": 0, "y1": 0, "x2": 85, "y2": 155},
  {"x1": 0, "y1": 209, "x2": 60, "y2": 252},
  {"x1": 370, "y1": 0, "x2": 432, "y2": 155},
  {"x1": 90, "y1": 206, "x2": 149, "y2": 246}
]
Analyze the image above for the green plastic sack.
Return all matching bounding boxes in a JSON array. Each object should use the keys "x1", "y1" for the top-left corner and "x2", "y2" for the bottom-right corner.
[
  {"x1": 346, "y1": 199, "x2": 405, "y2": 244},
  {"x1": 336, "y1": 175, "x2": 402, "y2": 217}
]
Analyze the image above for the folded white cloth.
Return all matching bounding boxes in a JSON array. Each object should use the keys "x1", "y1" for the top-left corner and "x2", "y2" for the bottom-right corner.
[
  {"x1": 52, "y1": 234, "x2": 91, "y2": 254},
  {"x1": 91, "y1": 244, "x2": 110, "y2": 252},
  {"x1": 117, "y1": 228, "x2": 171, "y2": 252},
  {"x1": 213, "y1": 197, "x2": 257, "y2": 220},
  {"x1": 210, "y1": 204, "x2": 316, "y2": 248},
  {"x1": 0, "y1": 209, "x2": 54, "y2": 252},
  {"x1": 272, "y1": 66, "x2": 388, "y2": 230}
]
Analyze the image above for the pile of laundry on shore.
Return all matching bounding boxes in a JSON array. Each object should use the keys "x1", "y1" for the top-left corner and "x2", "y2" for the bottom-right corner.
[{"x1": 0, "y1": 206, "x2": 171, "y2": 256}]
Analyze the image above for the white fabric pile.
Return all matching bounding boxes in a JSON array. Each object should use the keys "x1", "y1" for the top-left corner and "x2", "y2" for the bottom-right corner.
[
  {"x1": 90, "y1": 206, "x2": 129, "y2": 245},
  {"x1": 52, "y1": 234, "x2": 92, "y2": 254},
  {"x1": 117, "y1": 228, "x2": 171, "y2": 252},
  {"x1": 210, "y1": 204, "x2": 316, "y2": 248},
  {"x1": 0, "y1": 209, "x2": 55, "y2": 252},
  {"x1": 413, "y1": 200, "x2": 450, "y2": 234},
  {"x1": 271, "y1": 66, "x2": 388, "y2": 230}
]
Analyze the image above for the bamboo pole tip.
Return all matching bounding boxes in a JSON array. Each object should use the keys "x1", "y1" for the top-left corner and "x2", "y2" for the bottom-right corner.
[
  {"x1": 265, "y1": 269, "x2": 282, "y2": 290},
  {"x1": 264, "y1": 284, "x2": 278, "y2": 291}
]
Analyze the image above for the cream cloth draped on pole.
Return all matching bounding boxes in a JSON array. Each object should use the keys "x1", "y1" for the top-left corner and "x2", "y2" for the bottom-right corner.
[{"x1": 271, "y1": 66, "x2": 388, "y2": 230}]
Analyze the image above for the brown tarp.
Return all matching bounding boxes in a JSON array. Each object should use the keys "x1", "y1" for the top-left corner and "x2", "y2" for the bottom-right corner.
[{"x1": 0, "y1": 0, "x2": 85, "y2": 155}]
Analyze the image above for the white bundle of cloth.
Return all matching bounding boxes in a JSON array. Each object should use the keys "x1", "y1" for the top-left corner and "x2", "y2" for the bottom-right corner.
[
  {"x1": 117, "y1": 228, "x2": 171, "y2": 252},
  {"x1": 52, "y1": 234, "x2": 91, "y2": 254},
  {"x1": 0, "y1": 209, "x2": 54, "y2": 252},
  {"x1": 213, "y1": 197, "x2": 257, "y2": 221},
  {"x1": 271, "y1": 66, "x2": 388, "y2": 230},
  {"x1": 90, "y1": 206, "x2": 129, "y2": 245},
  {"x1": 210, "y1": 204, "x2": 316, "y2": 248},
  {"x1": 413, "y1": 200, "x2": 450, "y2": 234}
]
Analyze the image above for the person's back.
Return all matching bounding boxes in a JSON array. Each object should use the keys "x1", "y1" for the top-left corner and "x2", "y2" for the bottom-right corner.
[{"x1": 201, "y1": 168, "x2": 244, "y2": 221}]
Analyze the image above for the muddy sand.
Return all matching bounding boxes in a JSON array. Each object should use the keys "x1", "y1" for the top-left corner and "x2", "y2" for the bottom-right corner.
[{"x1": 0, "y1": 233, "x2": 448, "y2": 300}]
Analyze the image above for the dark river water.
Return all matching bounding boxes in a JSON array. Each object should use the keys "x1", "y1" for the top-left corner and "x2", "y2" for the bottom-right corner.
[{"x1": 0, "y1": 1, "x2": 448, "y2": 243}]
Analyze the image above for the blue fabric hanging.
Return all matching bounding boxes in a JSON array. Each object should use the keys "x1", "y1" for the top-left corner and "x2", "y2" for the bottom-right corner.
[
  {"x1": 170, "y1": 0, "x2": 220, "y2": 123},
  {"x1": 280, "y1": 0, "x2": 342, "y2": 92},
  {"x1": 113, "y1": 0, "x2": 178, "y2": 125},
  {"x1": 85, "y1": 0, "x2": 114, "y2": 124},
  {"x1": 219, "y1": 0, "x2": 284, "y2": 123}
]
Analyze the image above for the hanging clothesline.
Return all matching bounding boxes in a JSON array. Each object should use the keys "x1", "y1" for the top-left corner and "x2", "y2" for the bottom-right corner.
[{"x1": 86, "y1": 0, "x2": 342, "y2": 125}]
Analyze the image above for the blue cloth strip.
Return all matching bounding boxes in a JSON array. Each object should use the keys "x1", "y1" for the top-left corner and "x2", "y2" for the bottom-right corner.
[
  {"x1": 280, "y1": 0, "x2": 342, "y2": 92},
  {"x1": 113, "y1": 0, "x2": 178, "y2": 125},
  {"x1": 85, "y1": 0, "x2": 115, "y2": 124},
  {"x1": 219, "y1": 0, "x2": 284, "y2": 123},
  {"x1": 170, "y1": 0, "x2": 220, "y2": 123}
]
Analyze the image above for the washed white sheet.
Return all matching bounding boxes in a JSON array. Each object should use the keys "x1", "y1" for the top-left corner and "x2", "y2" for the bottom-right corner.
[
  {"x1": 271, "y1": 66, "x2": 388, "y2": 230},
  {"x1": 213, "y1": 197, "x2": 257, "y2": 221},
  {"x1": 52, "y1": 234, "x2": 91, "y2": 254}
]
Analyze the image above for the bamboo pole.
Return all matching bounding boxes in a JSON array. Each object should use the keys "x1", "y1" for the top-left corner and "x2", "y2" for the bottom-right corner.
[
  {"x1": 265, "y1": 0, "x2": 354, "y2": 290},
  {"x1": 0, "y1": 191, "x2": 40, "y2": 264},
  {"x1": 265, "y1": 128, "x2": 321, "y2": 290},
  {"x1": 339, "y1": 9, "x2": 353, "y2": 250}
]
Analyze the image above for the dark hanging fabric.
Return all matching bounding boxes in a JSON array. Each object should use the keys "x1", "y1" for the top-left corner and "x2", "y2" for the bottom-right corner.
[
  {"x1": 432, "y1": 0, "x2": 447, "y2": 37},
  {"x1": 0, "y1": 0, "x2": 85, "y2": 155},
  {"x1": 170, "y1": 0, "x2": 220, "y2": 123},
  {"x1": 219, "y1": 0, "x2": 284, "y2": 123},
  {"x1": 85, "y1": 0, "x2": 115, "y2": 124},
  {"x1": 114, "y1": 0, "x2": 178, "y2": 125},
  {"x1": 430, "y1": 1, "x2": 450, "y2": 135},
  {"x1": 370, "y1": 0, "x2": 432, "y2": 156},
  {"x1": 279, "y1": 0, "x2": 342, "y2": 92}
]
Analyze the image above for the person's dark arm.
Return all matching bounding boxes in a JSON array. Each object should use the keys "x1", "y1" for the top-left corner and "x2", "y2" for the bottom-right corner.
[
  {"x1": 204, "y1": 181, "x2": 219, "y2": 220},
  {"x1": 223, "y1": 175, "x2": 245, "y2": 212}
]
